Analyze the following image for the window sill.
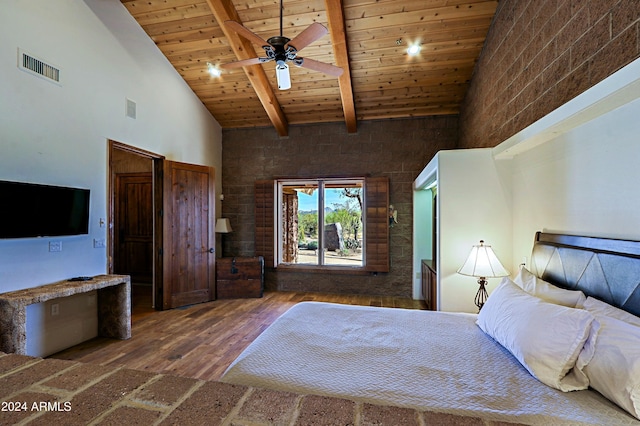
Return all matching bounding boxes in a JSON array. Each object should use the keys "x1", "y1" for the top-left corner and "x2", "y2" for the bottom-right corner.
[{"x1": 274, "y1": 264, "x2": 377, "y2": 275}]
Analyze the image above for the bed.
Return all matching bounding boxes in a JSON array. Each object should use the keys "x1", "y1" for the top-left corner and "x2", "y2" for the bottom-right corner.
[{"x1": 221, "y1": 232, "x2": 640, "y2": 425}]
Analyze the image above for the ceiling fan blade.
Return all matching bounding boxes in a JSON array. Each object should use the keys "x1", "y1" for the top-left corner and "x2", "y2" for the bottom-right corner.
[
  {"x1": 224, "y1": 20, "x2": 270, "y2": 47},
  {"x1": 286, "y1": 22, "x2": 328, "y2": 51},
  {"x1": 219, "y1": 57, "x2": 265, "y2": 69},
  {"x1": 296, "y1": 57, "x2": 343, "y2": 77}
]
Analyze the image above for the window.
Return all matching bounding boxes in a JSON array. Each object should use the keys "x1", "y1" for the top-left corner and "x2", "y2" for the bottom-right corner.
[
  {"x1": 278, "y1": 178, "x2": 364, "y2": 267},
  {"x1": 255, "y1": 176, "x2": 389, "y2": 273}
]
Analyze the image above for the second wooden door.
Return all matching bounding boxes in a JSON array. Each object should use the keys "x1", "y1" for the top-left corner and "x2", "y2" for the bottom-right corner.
[{"x1": 161, "y1": 160, "x2": 216, "y2": 309}]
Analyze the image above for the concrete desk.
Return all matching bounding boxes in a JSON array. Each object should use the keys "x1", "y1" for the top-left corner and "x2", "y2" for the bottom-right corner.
[{"x1": 0, "y1": 274, "x2": 131, "y2": 355}]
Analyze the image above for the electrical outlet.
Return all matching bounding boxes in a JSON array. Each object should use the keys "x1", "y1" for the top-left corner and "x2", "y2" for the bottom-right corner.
[
  {"x1": 51, "y1": 303, "x2": 59, "y2": 316},
  {"x1": 93, "y1": 238, "x2": 106, "y2": 248},
  {"x1": 49, "y1": 241, "x2": 62, "y2": 252}
]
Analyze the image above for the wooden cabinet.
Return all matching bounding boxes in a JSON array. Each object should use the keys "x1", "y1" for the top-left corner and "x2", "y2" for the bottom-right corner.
[
  {"x1": 421, "y1": 260, "x2": 437, "y2": 311},
  {"x1": 216, "y1": 257, "x2": 264, "y2": 299}
]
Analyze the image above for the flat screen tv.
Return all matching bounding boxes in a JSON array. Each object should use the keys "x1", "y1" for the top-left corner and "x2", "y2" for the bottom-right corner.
[{"x1": 0, "y1": 180, "x2": 90, "y2": 239}]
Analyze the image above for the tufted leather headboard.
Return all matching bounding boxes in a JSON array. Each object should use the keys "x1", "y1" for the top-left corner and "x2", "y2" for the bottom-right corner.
[{"x1": 529, "y1": 232, "x2": 640, "y2": 317}]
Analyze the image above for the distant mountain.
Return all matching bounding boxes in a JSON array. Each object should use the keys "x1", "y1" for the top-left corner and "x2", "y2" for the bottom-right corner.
[{"x1": 299, "y1": 207, "x2": 334, "y2": 215}]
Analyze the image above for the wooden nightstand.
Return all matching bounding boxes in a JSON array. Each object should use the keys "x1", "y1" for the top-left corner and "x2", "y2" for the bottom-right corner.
[
  {"x1": 216, "y1": 256, "x2": 264, "y2": 299},
  {"x1": 421, "y1": 259, "x2": 437, "y2": 311}
]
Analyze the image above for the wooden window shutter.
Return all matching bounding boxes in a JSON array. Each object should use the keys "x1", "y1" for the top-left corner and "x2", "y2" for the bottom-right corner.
[
  {"x1": 255, "y1": 180, "x2": 276, "y2": 267},
  {"x1": 364, "y1": 176, "x2": 390, "y2": 272}
]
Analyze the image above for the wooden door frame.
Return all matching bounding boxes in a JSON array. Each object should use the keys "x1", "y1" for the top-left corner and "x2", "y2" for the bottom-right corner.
[{"x1": 108, "y1": 140, "x2": 165, "y2": 309}]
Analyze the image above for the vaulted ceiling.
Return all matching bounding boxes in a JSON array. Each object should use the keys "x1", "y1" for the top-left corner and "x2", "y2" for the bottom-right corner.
[{"x1": 121, "y1": 0, "x2": 498, "y2": 136}]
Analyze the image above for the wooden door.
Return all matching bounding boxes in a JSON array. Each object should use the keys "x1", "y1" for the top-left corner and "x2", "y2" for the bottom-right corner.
[
  {"x1": 162, "y1": 160, "x2": 216, "y2": 309},
  {"x1": 114, "y1": 173, "x2": 153, "y2": 283}
]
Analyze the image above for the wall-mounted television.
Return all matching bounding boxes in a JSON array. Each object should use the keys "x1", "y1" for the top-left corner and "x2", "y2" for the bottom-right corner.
[{"x1": 0, "y1": 180, "x2": 90, "y2": 239}]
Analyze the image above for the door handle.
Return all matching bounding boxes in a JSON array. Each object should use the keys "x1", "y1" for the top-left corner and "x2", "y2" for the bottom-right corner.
[{"x1": 209, "y1": 248, "x2": 215, "y2": 253}]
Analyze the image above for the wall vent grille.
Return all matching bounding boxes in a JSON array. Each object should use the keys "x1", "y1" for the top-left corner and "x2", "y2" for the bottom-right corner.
[
  {"x1": 18, "y1": 49, "x2": 61, "y2": 84},
  {"x1": 126, "y1": 98, "x2": 137, "y2": 119}
]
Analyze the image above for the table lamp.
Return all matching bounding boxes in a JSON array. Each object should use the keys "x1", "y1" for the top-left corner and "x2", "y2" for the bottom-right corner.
[
  {"x1": 215, "y1": 218, "x2": 233, "y2": 257},
  {"x1": 457, "y1": 240, "x2": 509, "y2": 311}
]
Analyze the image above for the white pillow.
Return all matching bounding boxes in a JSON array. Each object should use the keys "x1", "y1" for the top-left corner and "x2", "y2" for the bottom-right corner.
[
  {"x1": 477, "y1": 278, "x2": 596, "y2": 391},
  {"x1": 513, "y1": 267, "x2": 586, "y2": 307},
  {"x1": 582, "y1": 296, "x2": 640, "y2": 327},
  {"x1": 581, "y1": 315, "x2": 640, "y2": 419}
]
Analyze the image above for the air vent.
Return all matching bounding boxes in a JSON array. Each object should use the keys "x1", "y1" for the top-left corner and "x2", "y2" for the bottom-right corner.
[
  {"x1": 18, "y1": 49, "x2": 61, "y2": 84},
  {"x1": 126, "y1": 98, "x2": 137, "y2": 119}
]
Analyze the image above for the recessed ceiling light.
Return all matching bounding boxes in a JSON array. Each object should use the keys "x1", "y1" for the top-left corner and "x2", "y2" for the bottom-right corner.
[
  {"x1": 207, "y1": 62, "x2": 221, "y2": 77},
  {"x1": 407, "y1": 44, "x2": 421, "y2": 56}
]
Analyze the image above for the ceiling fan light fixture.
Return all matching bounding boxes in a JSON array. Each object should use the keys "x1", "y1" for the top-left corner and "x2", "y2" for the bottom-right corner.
[
  {"x1": 275, "y1": 63, "x2": 291, "y2": 90},
  {"x1": 222, "y1": 1, "x2": 341, "y2": 86},
  {"x1": 207, "y1": 62, "x2": 221, "y2": 77}
]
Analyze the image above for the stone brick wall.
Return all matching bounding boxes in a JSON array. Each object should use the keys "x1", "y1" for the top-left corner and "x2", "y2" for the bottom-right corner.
[
  {"x1": 0, "y1": 352, "x2": 508, "y2": 425},
  {"x1": 221, "y1": 117, "x2": 458, "y2": 297},
  {"x1": 459, "y1": 0, "x2": 640, "y2": 149}
]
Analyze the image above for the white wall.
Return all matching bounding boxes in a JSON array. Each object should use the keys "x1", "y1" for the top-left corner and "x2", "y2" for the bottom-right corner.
[
  {"x1": 411, "y1": 188, "x2": 433, "y2": 299},
  {"x1": 413, "y1": 149, "x2": 513, "y2": 312},
  {"x1": 508, "y1": 96, "x2": 640, "y2": 271},
  {"x1": 495, "y1": 57, "x2": 640, "y2": 274},
  {"x1": 0, "y1": 0, "x2": 222, "y2": 292},
  {"x1": 437, "y1": 149, "x2": 512, "y2": 312},
  {"x1": 26, "y1": 291, "x2": 98, "y2": 357}
]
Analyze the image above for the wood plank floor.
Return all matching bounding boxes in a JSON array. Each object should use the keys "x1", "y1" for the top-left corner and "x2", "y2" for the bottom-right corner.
[{"x1": 49, "y1": 290, "x2": 426, "y2": 382}]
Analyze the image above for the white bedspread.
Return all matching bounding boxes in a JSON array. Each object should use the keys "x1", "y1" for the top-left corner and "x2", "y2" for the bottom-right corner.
[{"x1": 221, "y1": 302, "x2": 639, "y2": 425}]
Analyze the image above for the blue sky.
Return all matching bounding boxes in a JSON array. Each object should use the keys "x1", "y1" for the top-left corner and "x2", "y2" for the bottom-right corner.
[{"x1": 297, "y1": 189, "x2": 344, "y2": 212}]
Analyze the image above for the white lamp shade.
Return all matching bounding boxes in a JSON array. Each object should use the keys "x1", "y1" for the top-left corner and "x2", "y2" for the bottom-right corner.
[
  {"x1": 215, "y1": 218, "x2": 233, "y2": 233},
  {"x1": 457, "y1": 241, "x2": 509, "y2": 278},
  {"x1": 276, "y1": 63, "x2": 291, "y2": 90}
]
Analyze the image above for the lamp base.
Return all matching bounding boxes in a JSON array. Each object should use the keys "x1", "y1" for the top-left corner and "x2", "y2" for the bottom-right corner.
[{"x1": 474, "y1": 277, "x2": 489, "y2": 312}]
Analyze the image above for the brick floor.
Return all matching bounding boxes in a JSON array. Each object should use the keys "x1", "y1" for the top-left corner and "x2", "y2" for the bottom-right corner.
[{"x1": 0, "y1": 352, "x2": 523, "y2": 425}]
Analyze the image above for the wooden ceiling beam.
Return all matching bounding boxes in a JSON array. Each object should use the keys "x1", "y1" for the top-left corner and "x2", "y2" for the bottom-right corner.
[
  {"x1": 122, "y1": 0, "x2": 498, "y2": 131},
  {"x1": 324, "y1": 0, "x2": 357, "y2": 134},
  {"x1": 204, "y1": 0, "x2": 289, "y2": 136}
]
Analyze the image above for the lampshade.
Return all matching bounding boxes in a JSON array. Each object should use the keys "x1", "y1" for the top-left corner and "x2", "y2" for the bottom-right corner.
[
  {"x1": 457, "y1": 240, "x2": 508, "y2": 278},
  {"x1": 215, "y1": 218, "x2": 233, "y2": 233},
  {"x1": 275, "y1": 63, "x2": 291, "y2": 90}
]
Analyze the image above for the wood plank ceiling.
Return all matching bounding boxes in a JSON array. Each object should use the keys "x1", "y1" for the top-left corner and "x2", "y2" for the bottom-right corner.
[{"x1": 121, "y1": 0, "x2": 498, "y2": 136}]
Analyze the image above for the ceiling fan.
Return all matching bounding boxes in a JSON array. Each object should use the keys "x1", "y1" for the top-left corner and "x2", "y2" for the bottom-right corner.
[{"x1": 220, "y1": 0, "x2": 343, "y2": 90}]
